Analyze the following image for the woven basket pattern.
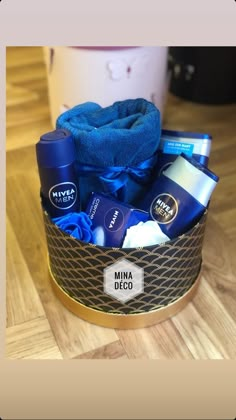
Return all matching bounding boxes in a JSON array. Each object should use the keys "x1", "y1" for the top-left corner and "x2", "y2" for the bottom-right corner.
[{"x1": 43, "y1": 211, "x2": 206, "y2": 315}]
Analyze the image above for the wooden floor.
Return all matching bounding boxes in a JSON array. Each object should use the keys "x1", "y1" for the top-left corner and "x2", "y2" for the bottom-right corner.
[{"x1": 6, "y1": 47, "x2": 236, "y2": 359}]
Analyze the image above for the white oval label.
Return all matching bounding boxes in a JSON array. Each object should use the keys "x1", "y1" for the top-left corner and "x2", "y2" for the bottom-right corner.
[
  {"x1": 150, "y1": 193, "x2": 178, "y2": 224},
  {"x1": 49, "y1": 182, "x2": 77, "y2": 210}
]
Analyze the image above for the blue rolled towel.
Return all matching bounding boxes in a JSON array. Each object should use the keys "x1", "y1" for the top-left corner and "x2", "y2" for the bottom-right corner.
[{"x1": 56, "y1": 98, "x2": 161, "y2": 209}]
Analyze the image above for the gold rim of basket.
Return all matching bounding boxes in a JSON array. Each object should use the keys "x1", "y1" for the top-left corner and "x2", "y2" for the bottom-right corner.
[{"x1": 48, "y1": 262, "x2": 201, "y2": 329}]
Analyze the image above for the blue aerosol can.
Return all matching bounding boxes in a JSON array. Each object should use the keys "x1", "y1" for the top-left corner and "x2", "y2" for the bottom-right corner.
[{"x1": 36, "y1": 129, "x2": 79, "y2": 217}]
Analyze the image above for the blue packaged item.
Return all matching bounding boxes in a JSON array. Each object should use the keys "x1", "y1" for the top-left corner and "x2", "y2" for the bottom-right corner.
[
  {"x1": 156, "y1": 129, "x2": 212, "y2": 175},
  {"x1": 86, "y1": 193, "x2": 149, "y2": 247},
  {"x1": 36, "y1": 129, "x2": 80, "y2": 217},
  {"x1": 56, "y1": 99, "x2": 161, "y2": 210},
  {"x1": 141, "y1": 153, "x2": 219, "y2": 239}
]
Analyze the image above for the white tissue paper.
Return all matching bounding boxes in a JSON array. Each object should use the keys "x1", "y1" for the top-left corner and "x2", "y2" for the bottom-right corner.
[
  {"x1": 93, "y1": 226, "x2": 105, "y2": 246},
  {"x1": 122, "y1": 220, "x2": 170, "y2": 248}
]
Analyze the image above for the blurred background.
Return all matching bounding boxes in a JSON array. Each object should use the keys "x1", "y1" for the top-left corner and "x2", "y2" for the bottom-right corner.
[{"x1": 6, "y1": 47, "x2": 236, "y2": 359}]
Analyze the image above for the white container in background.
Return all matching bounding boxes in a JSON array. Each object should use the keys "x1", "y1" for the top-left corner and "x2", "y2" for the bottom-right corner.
[{"x1": 43, "y1": 46, "x2": 169, "y2": 126}]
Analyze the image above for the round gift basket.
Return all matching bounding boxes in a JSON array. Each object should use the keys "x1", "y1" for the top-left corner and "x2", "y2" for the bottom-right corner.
[{"x1": 43, "y1": 209, "x2": 207, "y2": 329}]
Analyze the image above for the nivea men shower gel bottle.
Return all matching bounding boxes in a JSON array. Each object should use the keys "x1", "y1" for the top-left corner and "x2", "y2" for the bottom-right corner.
[
  {"x1": 141, "y1": 153, "x2": 219, "y2": 239},
  {"x1": 36, "y1": 129, "x2": 79, "y2": 217}
]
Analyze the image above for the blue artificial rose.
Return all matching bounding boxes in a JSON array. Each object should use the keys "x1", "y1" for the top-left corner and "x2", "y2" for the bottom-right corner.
[{"x1": 52, "y1": 212, "x2": 94, "y2": 243}]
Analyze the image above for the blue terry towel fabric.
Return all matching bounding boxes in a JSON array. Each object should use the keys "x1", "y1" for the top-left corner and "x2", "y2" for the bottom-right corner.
[{"x1": 56, "y1": 98, "x2": 161, "y2": 210}]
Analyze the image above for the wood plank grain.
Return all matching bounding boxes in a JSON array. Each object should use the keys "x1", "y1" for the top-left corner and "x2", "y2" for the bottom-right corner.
[
  {"x1": 6, "y1": 83, "x2": 39, "y2": 107},
  {"x1": 212, "y1": 208, "x2": 236, "y2": 241},
  {"x1": 7, "y1": 144, "x2": 40, "y2": 176},
  {"x1": 164, "y1": 96, "x2": 236, "y2": 131},
  {"x1": 75, "y1": 340, "x2": 128, "y2": 359},
  {"x1": 6, "y1": 118, "x2": 52, "y2": 152},
  {"x1": 18, "y1": 78, "x2": 49, "y2": 94},
  {"x1": 209, "y1": 174, "x2": 236, "y2": 213},
  {"x1": 7, "y1": 167, "x2": 118, "y2": 359},
  {"x1": 171, "y1": 275, "x2": 236, "y2": 359},
  {"x1": 6, "y1": 62, "x2": 47, "y2": 85},
  {"x1": 117, "y1": 321, "x2": 194, "y2": 359},
  {"x1": 202, "y1": 216, "x2": 236, "y2": 321},
  {"x1": 6, "y1": 98, "x2": 50, "y2": 129},
  {"x1": 6, "y1": 216, "x2": 45, "y2": 327},
  {"x1": 209, "y1": 145, "x2": 236, "y2": 177},
  {"x1": 6, "y1": 317, "x2": 63, "y2": 359},
  {"x1": 6, "y1": 47, "x2": 45, "y2": 69}
]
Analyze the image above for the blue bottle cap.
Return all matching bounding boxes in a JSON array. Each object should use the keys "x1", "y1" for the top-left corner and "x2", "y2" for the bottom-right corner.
[{"x1": 36, "y1": 129, "x2": 76, "y2": 168}]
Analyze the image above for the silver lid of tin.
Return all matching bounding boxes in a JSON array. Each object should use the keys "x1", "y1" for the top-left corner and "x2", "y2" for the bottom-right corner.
[{"x1": 163, "y1": 154, "x2": 219, "y2": 207}]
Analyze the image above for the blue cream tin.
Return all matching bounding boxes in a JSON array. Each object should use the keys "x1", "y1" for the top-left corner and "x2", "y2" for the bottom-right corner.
[
  {"x1": 156, "y1": 129, "x2": 212, "y2": 175},
  {"x1": 86, "y1": 193, "x2": 149, "y2": 247}
]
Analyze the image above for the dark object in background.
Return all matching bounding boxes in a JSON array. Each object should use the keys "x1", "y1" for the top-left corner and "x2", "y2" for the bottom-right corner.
[{"x1": 169, "y1": 47, "x2": 236, "y2": 104}]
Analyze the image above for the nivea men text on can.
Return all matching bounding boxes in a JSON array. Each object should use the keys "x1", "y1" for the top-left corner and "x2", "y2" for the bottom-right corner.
[
  {"x1": 142, "y1": 153, "x2": 219, "y2": 239},
  {"x1": 36, "y1": 129, "x2": 79, "y2": 217},
  {"x1": 156, "y1": 129, "x2": 212, "y2": 175}
]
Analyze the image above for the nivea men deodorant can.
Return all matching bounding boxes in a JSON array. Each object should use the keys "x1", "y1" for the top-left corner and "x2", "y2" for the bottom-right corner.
[
  {"x1": 142, "y1": 153, "x2": 219, "y2": 239},
  {"x1": 36, "y1": 129, "x2": 79, "y2": 217}
]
